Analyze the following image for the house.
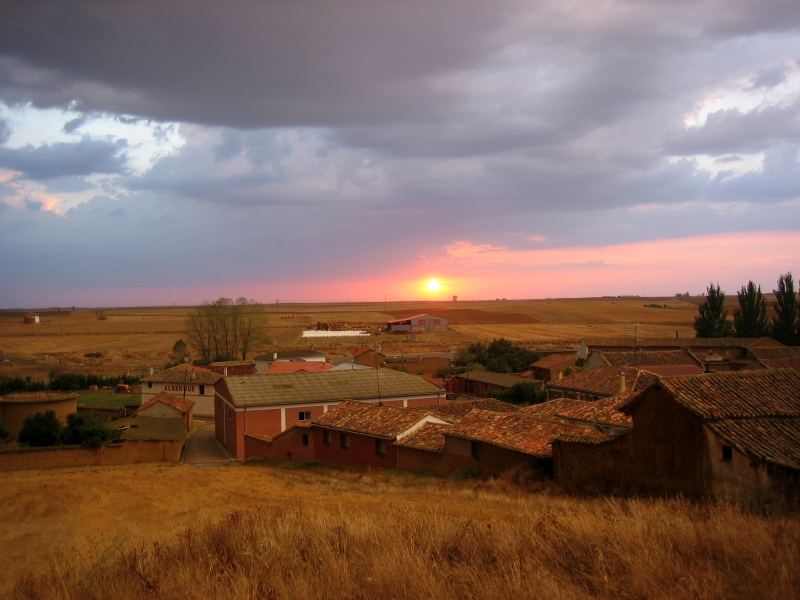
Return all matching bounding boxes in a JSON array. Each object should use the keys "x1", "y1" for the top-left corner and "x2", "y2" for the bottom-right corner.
[
  {"x1": 352, "y1": 346, "x2": 385, "y2": 368},
  {"x1": 310, "y1": 401, "x2": 449, "y2": 469},
  {"x1": 22, "y1": 313, "x2": 40, "y2": 325},
  {"x1": 546, "y1": 366, "x2": 639, "y2": 400},
  {"x1": 383, "y1": 352, "x2": 454, "y2": 376},
  {"x1": 584, "y1": 349, "x2": 701, "y2": 370},
  {"x1": 529, "y1": 353, "x2": 575, "y2": 382},
  {"x1": 553, "y1": 369, "x2": 800, "y2": 508},
  {"x1": 748, "y1": 346, "x2": 800, "y2": 371},
  {"x1": 141, "y1": 364, "x2": 221, "y2": 418},
  {"x1": 255, "y1": 349, "x2": 327, "y2": 374},
  {"x1": 136, "y1": 391, "x2": 194, "y2": 430},
  {"x1": 453, "y1": 369, "x2": 539, "y2": 397},
  {"x1": 386, "y1": 314, "x2": 448, "y2": 333},
  {"x1": 215, "y1": 368, "x2": 445, "y2": 458},
  {"x1": 207, "y1": 360, "x2": 256, "y2": 376}
]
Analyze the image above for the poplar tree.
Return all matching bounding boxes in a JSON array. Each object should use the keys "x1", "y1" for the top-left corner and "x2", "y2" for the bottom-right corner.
[
  {"x1": 772, "y1": 272, "x2": 799, "y2": 345},
  {"x1": 733, "y1": 281, "x2": 769, "y2": 338},
  {"x1": 694, "y1": 283, "x2": 733, "y2": 338}
]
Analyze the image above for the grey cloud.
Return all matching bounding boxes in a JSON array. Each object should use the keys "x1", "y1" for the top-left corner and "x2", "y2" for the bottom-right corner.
[
  {"x1": 0, "y1": 137, "x2": 128, "y2": 179},
  {"x1": 24, "y1": 197, "x2": 42, "y2": 210},
  {"x1": 62, "y1": 113, "x2": 88, "y2": 133},
  {"x1": 0, "y1": 117, "x2": 9, "y2": 144},
  {"x1": 748, "y1": 65, "x2": 788, "y2": 89}
]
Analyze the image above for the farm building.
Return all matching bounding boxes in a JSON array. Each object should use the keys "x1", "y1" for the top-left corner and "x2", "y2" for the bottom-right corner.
[
  {"x1": 453, "y1": 369, "x2": 539, "y2": 397},
  {"x1": 529, "y1": 353, "x2": 576, "y2": 382},
  {"x1": 141, "y1": 364, "x2": 221, "y2": 418},
  {"x1": 22, "y1": 313, "x2": 40, "y2": 324},
  {"x1": 0, "y1": 392, "x2": 77, "y2": 441},
  {"x1": 207, "y1": 360, "x2": 256, "y2": 376},
  {"x1": 255, "y1": 349, "x2": 327, "y2": 373},
  {"x1": 553, "y1": 369, "x2": 800, "y2": 508},
  {"x1": 386, "y1": 314, "x2": 448, "y2": 333},
  {"x1": 352, "y1": 346, "x2": 385, "y2": 368},
  {"x1": 136, "y1": 391, "x2": 194, "y2": 431},
  {"x1": 215, "y1": 368, "x2": 445, "y2": 458}
]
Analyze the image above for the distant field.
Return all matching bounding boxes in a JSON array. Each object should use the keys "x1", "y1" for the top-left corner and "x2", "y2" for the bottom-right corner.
[
  {"x1": 0, "y1": 297, "x2": 702, "y2": 378},
  {"x1": 76, "y1": 390, "x2": 133, "y2": 409}
]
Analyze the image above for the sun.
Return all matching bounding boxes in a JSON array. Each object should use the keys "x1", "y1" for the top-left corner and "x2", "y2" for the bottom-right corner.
[{"x1": 425, "y1": 278, "x2": 442, "y2": 293}]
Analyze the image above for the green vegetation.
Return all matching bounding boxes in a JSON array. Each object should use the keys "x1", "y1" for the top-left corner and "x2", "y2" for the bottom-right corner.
[
  {"x1": 455, "y1": 338, "x2": 540, "y2": 373},
  {"x1": 733, "y1": 281, "x2": 769, "y2": 338},
  {"x1": 17, "y1": 410, "x2": 112, "y2": 448},
  {"x1": 17, "y1": 411, "x2": 61, "y2": 447},
  {"x1": 0, "y1": 372, "x2": 138, "y2": 396},
  {"x1": 76, "y1": 391, "x2": 132, "y2": 409},
  {"x1": 694, "y1": 283, "x2": 733, "y2": 338},
  {"x1": 772, "y1": 272, "x2": 799, "y2": 345},
  {"x1": 495, "y1": 381, "x2": 547, "y2": 405}
]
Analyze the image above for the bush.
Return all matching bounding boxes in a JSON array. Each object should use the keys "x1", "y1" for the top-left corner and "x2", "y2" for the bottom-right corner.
[
  {"x1": 59, "y1": 413, "x2": 113, "y2": 448},
  {"x1": 496, "y1": 382, "x2": 547, "y2": 405},
  {"x1": 17, "y1": 411, "x2": 61, "y2": 447}
]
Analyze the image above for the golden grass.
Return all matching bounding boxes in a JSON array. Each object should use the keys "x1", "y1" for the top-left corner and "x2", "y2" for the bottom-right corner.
[{"x1": 2, "y1": 464, "x2": 798, "y2": 599}]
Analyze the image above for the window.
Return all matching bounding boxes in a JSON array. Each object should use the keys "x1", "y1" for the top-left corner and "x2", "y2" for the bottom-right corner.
[
  {"x1": 722, "y1": 445, "x2": 733, "y2": 462},
  {"x1": 323, "y1": 430, "x2": 332, "y2": 446},
  {"x1": 298, "y1": 410, "x2": 311, "y2": 421},
  {"x1": 470, "y1": 441, "x2": 480, "y2": 460},
  {"x1": 340, "y1": 433, "x2": 350, "y2": 449},
  {"x1": 375, "y1": 439, "x2": 386, "y2": 457},
  {"x1": 199, "y1": 384, "x2": 205, "y2": 395},
  {"x1": 147, "y1": 382, "x2": 152, "y2": 389},
  {"x1": 302, "y1": 433, "x2": 309, "y2": 446}
]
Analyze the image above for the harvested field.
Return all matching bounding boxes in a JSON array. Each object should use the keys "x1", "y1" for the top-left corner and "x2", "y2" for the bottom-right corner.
[{"x1": 1, "y1": 464, "x2": 798, "y2": 599}]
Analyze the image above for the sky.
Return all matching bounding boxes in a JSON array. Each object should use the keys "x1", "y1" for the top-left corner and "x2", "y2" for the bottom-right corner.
[{"x1": 1, "y1": 1, "x2": 799, "y2": 307}]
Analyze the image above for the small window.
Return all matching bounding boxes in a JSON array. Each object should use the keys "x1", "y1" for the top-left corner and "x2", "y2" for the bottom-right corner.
[
  {"x1": 323, "y1": 430, "x2": 332, "y2": 446},
  {"x1": 147, "y1": 382, "x2": 152, "y2": 389},
  {"x1": 470, "y1": 441, "x2": 480, "y2": 460},
  {"x1": 340, "y1": 433, "x2": 350, "y2": 449},
  {"x1": 722, "y1": 445, "x2": 733, "y2": 462},
  {"x1": 302, "y1": 433, "x2": 309, "y2": 446},
  {"x1": 298, "y1": 410, "x2": 311, "y2": 421},
  {"x1": 199, "y1": 384, "x2": 205, "y2": 395},
  {"x1": 375, "y1": 439, "x2": 386, "y2": 457}
]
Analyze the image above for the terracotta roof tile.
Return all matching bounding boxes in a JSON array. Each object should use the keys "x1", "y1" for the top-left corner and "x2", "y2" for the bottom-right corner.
[
  {"x1": 531, "y1": 354, "x2": 575, "y2": 370},
  {"x1": 420, "y1": 398, "x2": 519, "y2": 421},
  {"x1": 519, "y1": 399, "x2": 588, "y2": 417},
  {"x1": 266, "y1": 361, "x2": 333, "y2": 374},
  {"x1": 638, "y1": 364, "x2": 704, "y2": 376},
  {"x1": 585, "y1": 337, "x2": 783, "y2": 349},
  {"x1": 707, "y1": 417, "x2": 800, "y2": 470},
  {"x1": 137, "y1": 391, "x2": 195, "y2": 414},
  {"x1": 455, "y1": 370, "x2": 534, "y2": 387},
  {"x1": 599, "y1": 349, "x2": 700, "y2": 368},
  {"x1": 311, "y1": 400, "x2": 438, "y2": 439},
  {"x1": 446, "y1": 409, "x2": 610, "y2": 458},
  {"x1": 750, "y1": 347, "x2": 800, "y2": 370},
  {"x1": 554, "y1": 396, "x2": 632, "y2": 428},
  {"x1": 548, "y1": 366, "x2": 638, "y2": 396},
  {"x1": 394, "y1": 422, "x2": 451, "y2": 452}
]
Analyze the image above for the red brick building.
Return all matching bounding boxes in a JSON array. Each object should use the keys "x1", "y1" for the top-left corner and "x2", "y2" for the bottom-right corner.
[
  {"x1": 529, "y1": 353, "x2": 575, "y2": 382},
  {"x1": 215, "y1": 368, "x2": 445, "y2": 458},
  {"x1": 207, "y1": 360, "x2": 256, "y2": 376}
]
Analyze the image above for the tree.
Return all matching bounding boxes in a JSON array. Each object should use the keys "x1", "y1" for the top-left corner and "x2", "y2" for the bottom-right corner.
[
  {"x1": 456, "y1": 338, "x2": 540, "y2": 373},
  {"x1": 734, "y1": 281, "x2": 769, "y2": 338},
  {"x1": 170, "y1": 339, "x2": 189, "y2": 365},
  {"x1": 17, "y1": 411, "x2": 61, "y2": 446},
  {"x1": 496, "y1": 382, "x2": 547, "y2": 405},
  {"x1": 772, "y1": 273, "x2": 799, "y2": 346},
  {"x1": 694, "y1": 283, "x2": 733, "y2": 338},
  {"x1": 58, "y1": 413, "x2": 113, "y2": 448},
  {"x1": 186, "y1": 298, "x2": 270, "y2": 363}
]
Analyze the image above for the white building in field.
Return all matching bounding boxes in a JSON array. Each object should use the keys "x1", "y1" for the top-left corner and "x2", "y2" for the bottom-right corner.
[{"x1": 141, "y1": 364, "x2": 221, "y2": 418}]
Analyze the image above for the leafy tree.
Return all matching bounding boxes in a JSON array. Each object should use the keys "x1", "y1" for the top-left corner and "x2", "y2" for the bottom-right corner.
[
  {"x1": 694, "y1": 283, "x2": 733, "y2": 338},
  {"x1": 58, "y1": 413, "x2": 112, "y2": 448},
  {"x1": 17, "y1": 411, "x2": 61, "y2": 446},
  {"x1": 455, "y1": 339, "x2": 540, "y2": 373},
  {"x1": 496, "y1": 382, "x2": 547, "y2": 405},
  {"x1": 186, "y1": 298, "x2": 270, "y2": 363},
  {"x1": 772, "y1": 273, "x2": 799, "y2": 346},
  {"x1": 733, "y1": 281, "x2": 769, "y2": 338},
  {"x1": 171, "y1": 339, "x2": 189, "y2": 364}
]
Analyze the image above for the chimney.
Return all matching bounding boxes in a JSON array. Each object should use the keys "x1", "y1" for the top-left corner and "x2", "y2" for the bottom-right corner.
[{"x1": 619, "y1": 371, "x2": 626, "y2": 394}]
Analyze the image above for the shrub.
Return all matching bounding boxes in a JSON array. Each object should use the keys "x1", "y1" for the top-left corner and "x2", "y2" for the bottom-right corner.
[
  {"x1": 17, "y1": 411, "x2": 61, "y2": 446},
  {"x1": 59, "y1": 413, "x2": 113, "y2": 448}
]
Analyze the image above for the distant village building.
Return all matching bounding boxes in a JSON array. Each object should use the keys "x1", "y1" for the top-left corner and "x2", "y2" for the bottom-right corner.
[
  {"x1": 352, "y1": 346, "x2": 385, "y2": 368},
  {"x1": 0, "y1": 392, "x2": 77, "y2": 441},
  {"x1": 529, "y1": 353, "x2": 576, "y2": 382},
  {"x1": 22, "y1": 313, "x2": 40, "y2": 324},
  {"x1": 207, "y1": 360, "x2": 256, "y2": 376},
  {"x1": 453, "y1": 369, "x2": 539, "y2": 397},
  {"x1": 215, "y1": 368, "x2": 445, "y2": 458},
  {"x1": 386, "y1": 314, "x2": 448, "y2": 333},
  {"x1": 141, "y1": 364, "x2": 221, "y2": 418},
  {"x1": 255, "y1": 349, "x2": 327, "y2": 374},
  {"x1": 136, "y1": 391, "x2": 195, "y2": 431}
]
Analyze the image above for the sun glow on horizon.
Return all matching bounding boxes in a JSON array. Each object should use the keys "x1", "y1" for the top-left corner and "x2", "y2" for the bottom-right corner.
[{"x1": 425, "y1": 278, "x2": 442, "y2": 293}]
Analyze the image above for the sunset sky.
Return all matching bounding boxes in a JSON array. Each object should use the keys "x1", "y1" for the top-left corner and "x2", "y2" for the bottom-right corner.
[{"x1": 1, "y1": 2, "x2": 799, "y2": 307}]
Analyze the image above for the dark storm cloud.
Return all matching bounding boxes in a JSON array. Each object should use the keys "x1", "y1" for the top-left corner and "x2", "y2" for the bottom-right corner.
[
  {"x1": 0, "y1": 137, "x2": 128, "y2": 179},
  {"x1": 0, "y1": 117, "x2": 9, "y2": 144}
]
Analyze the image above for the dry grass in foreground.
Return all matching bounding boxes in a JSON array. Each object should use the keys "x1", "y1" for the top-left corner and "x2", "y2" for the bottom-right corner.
[{"x1": 13, "y1": 492, "x2": 800, "y2": 600}]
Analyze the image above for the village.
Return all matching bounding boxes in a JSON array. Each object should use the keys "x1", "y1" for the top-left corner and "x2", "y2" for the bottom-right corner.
[{"x1": 2, "y1": 308, "x2": 799, "y2": 510}]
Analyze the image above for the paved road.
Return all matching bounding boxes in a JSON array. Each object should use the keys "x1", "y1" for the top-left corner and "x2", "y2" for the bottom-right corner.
[{"x1": 182, "y1": 421, "x2": 236, "y2": 466}]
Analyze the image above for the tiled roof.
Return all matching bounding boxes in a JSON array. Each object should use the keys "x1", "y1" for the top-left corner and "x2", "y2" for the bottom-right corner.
[
  {"x1": 223, "y1": 369, "x2": 442, "y2": 408},
  {"x1": 554, "y1": 396, "x2": 632, "y2": 428},
  {"x1": 531, "y1": 354, "x2": 575, "y2": 370},
  {"x1": 750, "y1": 347, "x2": 800, "y2": 371},
  {"x1": 548, "y1": 366, "x2": 638, "y2": 396},
  {"x1": 394, "y1": 422, "x2": 451, "y2": 452},
  {"x1": 266, "y1": 361, "x2": 333, "y2": 374},
  {"x1": 353, "y1": 346, "x2": 382, "y2": 358},
  {"x1": 420, "y1": 398, "x2": 519, "y2": 421},
  {"x1": 311, "y1": 400, "x2": 435, "y2": 439},
  {"x1": 707, "y1": 417, "x2": 800, "y2": 470},
  {"x1": 628, "y1": 368, "x2": 800, "y2": 419},
  {"x1": 585, "y1": 337, "x2": 782, "y2": 349},
  {"x1": 454, "y1": 369, "x2": 533, "y2": 388},
  {"x1": 143, "y1": 364, "x2": 221, "y2": 385},
  {"x1": 210, "y1": 360, "x2": 255, "y2": 367},
  {"x1": 137, "y1": 391, "x2": 194, "y2": 414},
  {"x1": 519, "y1": 399, "x2": 588, "y2": 418},
  {"x1": 0, "y1": 391, "x2": 77, "y2": 404},
  {"x1": 599, "y1": 349, "x2": 700, "y2": 368},
  {"x1": 446, "y1": 409, "x2": 609, "y2": 458},
  {"x1": 637, "y1": 364, "x2": 704, "y2": 376}
]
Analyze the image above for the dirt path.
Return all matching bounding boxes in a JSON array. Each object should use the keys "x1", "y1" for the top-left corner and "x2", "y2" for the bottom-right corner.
[{"x1": 181, "y1": 421, "x2": 234, "y2": 466}]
